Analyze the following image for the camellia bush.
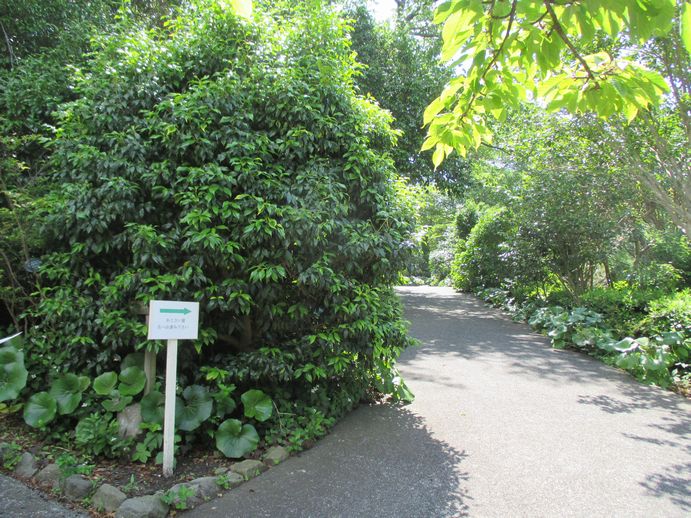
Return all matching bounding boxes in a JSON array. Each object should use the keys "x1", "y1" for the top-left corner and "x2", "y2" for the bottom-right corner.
[{"x1": 2, "y1": 1, "x2": 415, "y2": 461}]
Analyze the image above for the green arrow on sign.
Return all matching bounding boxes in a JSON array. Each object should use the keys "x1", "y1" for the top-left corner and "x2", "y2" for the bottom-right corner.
[{"x1": 160, "y1": 308, "x2": 191, "y2": 315}]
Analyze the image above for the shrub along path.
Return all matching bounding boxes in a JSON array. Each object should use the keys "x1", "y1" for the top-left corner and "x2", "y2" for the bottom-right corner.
[{"x1": 184, "y1": 286, "x2": 690, "y2": 517}]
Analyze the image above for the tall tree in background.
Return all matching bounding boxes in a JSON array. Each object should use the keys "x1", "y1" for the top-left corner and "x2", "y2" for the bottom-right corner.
[
  {"x1": 425, "y1": 0, "x2": 690, "y2": 235},
  {"x1": 392, "y1": 0, "x2": 438, "y2": 38},
  {"x1": 344, "y1": 1, "x2": 471, "y2": 194}
]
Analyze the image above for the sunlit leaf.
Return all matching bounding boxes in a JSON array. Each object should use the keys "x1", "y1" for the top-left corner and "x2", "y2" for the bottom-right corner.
[
  {"x1": 682, "y1": 1, "x2": 691, "y2": 56},
  {"x1": 230, "y1": 0, "x2": 252, "y2": 19}
]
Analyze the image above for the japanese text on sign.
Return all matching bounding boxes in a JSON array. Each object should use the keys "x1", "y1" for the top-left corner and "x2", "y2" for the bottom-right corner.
[{"x1": 147, "y1": 300, "x2": 199, "y2": 340}]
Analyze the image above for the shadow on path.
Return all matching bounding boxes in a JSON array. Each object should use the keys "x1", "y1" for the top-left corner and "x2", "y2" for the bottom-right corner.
[
  {"x1": 639, "y1": 461, "x2": 691, "y2": 513},
  {"x1": 185, "y1": 286, "x2": 690, "y2": 518},
  {"x1": 399, "y1": 288, "x2": 688, "y2": 410},
  {"x1": 397, "y1": 286, "x2": 691, "y2": 517},
  {"x1": 183, "y1": 403, "x2": 469, "y2": 518}
]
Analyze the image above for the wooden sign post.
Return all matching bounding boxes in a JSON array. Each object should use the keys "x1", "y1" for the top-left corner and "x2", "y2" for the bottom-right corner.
[
  {"x1": 147, "y1": 300, "x2": 200, "y2": 477},
  {"x1": 133, "y1": 304, "x2": 156, "y2": 396}
]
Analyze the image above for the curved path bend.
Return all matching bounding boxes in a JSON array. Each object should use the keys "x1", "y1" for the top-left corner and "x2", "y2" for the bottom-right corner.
[{"x1": 185, "y1": 286, "x2": 691, "y2": 517}]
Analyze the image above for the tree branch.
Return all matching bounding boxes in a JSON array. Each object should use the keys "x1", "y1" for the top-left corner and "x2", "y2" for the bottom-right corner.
[
  {"x1": 0, "y1": 21, "x2": 14, "y2": 69},
  {"x1": 543, "y1": 1, "x2": 598, "y2": 84},
  {"x1": 461, "y1": 0, "x2": 517, "y2": 119}
]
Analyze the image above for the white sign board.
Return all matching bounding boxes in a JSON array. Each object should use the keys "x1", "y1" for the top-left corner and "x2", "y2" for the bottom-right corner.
[
  {"x1": 147, "y1": 300, "x2": 199, "y2": 340},
  {"x1": 0, "y1": 332, "x2": 22, "y2": 345}
]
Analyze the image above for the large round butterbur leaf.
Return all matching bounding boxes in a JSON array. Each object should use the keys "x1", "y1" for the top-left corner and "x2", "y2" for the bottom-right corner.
[
  {"x1": 24, "y1": 392, "x2": 57, "y2": 428},
  {"x1": 119, "y1": 366, "x2": 146, "y2": 396},
  {"x1": 121, "y1": 352, "x2": 145, "y2": 370},
  {"x1": 0, "y1": 347, "x2": 28, "y2": 402},
  {"x1": 93, "y1": 371, "x2": 117, "y2": 395},
  {"x1": 0, "y1": 346, "x2": 23, "y2": 364},
  {"x1": 102, "y1": 395, "x2": 133, "y2": 413},
  {"x1": 78, "y1": 375, "x2": 90, "y2": 392},
  {"x1": 141, "y1": 390, "x2": 165, "y2": 424},
  {"x1": 0, "y1": 363, "x2": 28, "y2": 402},
  {"x1": 175, "y1": 385, "x2": 213, "y2": 432},
  {"x1": 215, "y1": 419, "x2": 259, "y2": 458},
  {"x1": 50, "y1": 373, "x2": 90, "y2": 415},
  {"x1": 213, "y1": 392, "x2": 237, "y2": 418},
  {"x1": 241, "y1": 389, "x2": 272, "y2": 422}
]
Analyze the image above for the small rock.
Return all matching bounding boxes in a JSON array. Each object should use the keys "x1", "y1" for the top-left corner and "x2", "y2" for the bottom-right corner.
[
  {"x1": 14, "y1": 452, "x2": 38, "y2": 478},
  {"x1": 213, "y1": 466, "x2": 230, "y2": 476},
  {"x1": 93, "y1": 483, "x2": 127, "y2": 513},
  {"x1": 165, "y1": 482, "x2": 202, "y2": 509},
  {"x1": 117, "y1": 403, "x2": 143, "y2": 439},
  {"x1": 189, "y1": 476, "x2": 221, "y2": 500},
  {"x1": 262, "y1": 446, "x2": 289, "y2": 466},
  {"x1": 116, "y1": 495, "x2": 169, "y2": 518},
  {"x1": 215, "y1": 471, "x2": 243, "y2": 489},
  {"x1": 34, "y1": 463, "x2": 61, "y2": 489},
  {"x1": 64, "y1": 474, "x2": 92, "y2": 501},
  {"x1": 230, "y1": 459, "x2": 267, "y2": 480}
]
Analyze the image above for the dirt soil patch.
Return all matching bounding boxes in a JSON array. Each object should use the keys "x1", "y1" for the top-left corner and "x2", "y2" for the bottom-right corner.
[{"x1": 0, "y1": 412, "x2": 272, "y2": 516}]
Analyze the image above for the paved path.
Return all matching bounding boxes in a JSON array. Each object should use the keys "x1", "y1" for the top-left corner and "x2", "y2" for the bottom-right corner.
[
  {"x1": 185, "y1": 286, "x2": 691, "y2": 517},
  {"x1": 0, "y1": 473, "x2": 86, "y2": 517}
]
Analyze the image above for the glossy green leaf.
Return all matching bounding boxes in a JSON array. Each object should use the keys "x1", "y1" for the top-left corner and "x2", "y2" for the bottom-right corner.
[
  {"x1": 215, "y1": 419, "x2": 259, "y2": 458},
  {"x1": 78, "y1": 375, "x2": 90, "y2": 392},
  {"x1": 93, "y1": 371, "x2": 117, "y2": 395},
  {"x1": 119, "y1": 366, "x2": 146, "y2": 396},
  {"x1": 141, "y1": 390, "x2": 165, "y2": 424},
  {"x1": 0, "y1": 346, "x2": 20, "y2": 365},
  {"x1": 121, "y1": 352, "x2": 145, "y2": 371},
  {"x1": 393, "y1": 381, "x2": 415, "y2": 404},
  {"x1": 213, "y1": 392, "x2": 237, "y2": 418},
  {"x1": 682, "y1": 1, "x2": 691, "y2": 56},
  {"x1": 50, "y1": 374, "x2": 89, "y2": 415},
  {"x1": 102, "y1": 395, "x2": 133, "y2": 413},
  {"x1": 24, "y1": 392, "x2": 57, "y2": 428},
  {"x1": 0, "y1": 347, "x2": 28, "y2": 402},
  {"x1": 241, "y1": 389, "x2": 272, "y2": 422},
  {"x1": 614, "y1": 338, "x2": 639, "y2": 353},
  {"x1": 428, "y1": 0, "x2": 676, "y2": 165},
  {"x1": 176, "y1": 385, "x2": 213, "y2": 431}
]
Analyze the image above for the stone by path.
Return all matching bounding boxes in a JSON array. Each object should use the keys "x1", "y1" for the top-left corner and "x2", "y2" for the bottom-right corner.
[
  {"x1": 0, "y1": 473, "x2": 86, "y2": 518},
  {"x1": 182, "y1": 286, "x2": 690, "y2": 517}
]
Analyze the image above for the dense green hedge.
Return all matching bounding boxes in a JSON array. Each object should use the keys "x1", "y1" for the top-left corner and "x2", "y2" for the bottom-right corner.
[
  {"x1": 1, "y1": 1, "x2": 415, "y2": 460},
  {"x1": 450, "y1": 206, "x2": 515, "y2": 291}
]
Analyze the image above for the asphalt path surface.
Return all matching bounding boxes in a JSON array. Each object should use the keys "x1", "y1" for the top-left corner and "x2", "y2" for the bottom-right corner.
[
  {"x1": 0, "y1": 473, "x2": 86, "y2": 517},
  {"x1": 183, "y1": 286, "x2": 690, "y2": 517}
]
